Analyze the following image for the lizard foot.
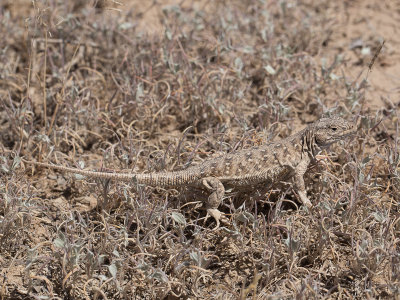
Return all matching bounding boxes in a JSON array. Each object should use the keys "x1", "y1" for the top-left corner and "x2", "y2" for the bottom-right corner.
[
  {"x1": 298, "y1": 190, "x2": 312, "y2": 208},
  {"x1": 205, "y1": 208, "x2": 229, "y2": 230},
  {"x1": 202, "y1": 177, "x2": 226, "y2": 229}
]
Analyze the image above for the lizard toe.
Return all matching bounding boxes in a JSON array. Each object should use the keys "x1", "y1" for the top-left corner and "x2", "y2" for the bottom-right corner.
[
  {"x1": 206, "y1": 208, "x2": 225, "y2": 230},
  {"x1": 298, "y1": 191, "x2": 313, "y2": 208}
]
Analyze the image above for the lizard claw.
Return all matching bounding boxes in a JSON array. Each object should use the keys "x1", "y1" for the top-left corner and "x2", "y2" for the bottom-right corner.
[
  {"x1": 206, "y1": 208, "x2": 228, "y2": 230},
  {"x1": 298, "y1": 191, "x2": 313, "y2": 208}
]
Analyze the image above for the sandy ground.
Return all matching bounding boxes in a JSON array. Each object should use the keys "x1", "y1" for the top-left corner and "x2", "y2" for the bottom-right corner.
[
  {"x1": 1, "y1": 0, "x2": 399, "y2": 298},
  {"x1": 325, "y1": 0, "x2": 400, "y2": 109},
  {"x1": 130, "y1": 0, "x2": 400, "y2": 109},
  {"x1": 5, "y1": 0, "x2": 399, "y2": 110}
]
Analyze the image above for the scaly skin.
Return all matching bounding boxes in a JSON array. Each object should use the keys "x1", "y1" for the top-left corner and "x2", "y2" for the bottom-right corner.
[{"x1": 23, "y1": 116, "x2": 355, "y2": 228}]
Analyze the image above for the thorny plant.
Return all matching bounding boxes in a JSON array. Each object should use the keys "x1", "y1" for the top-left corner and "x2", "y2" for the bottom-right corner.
[{"x1": 0, "y1": 0, "x2": 399, "y2": 299}]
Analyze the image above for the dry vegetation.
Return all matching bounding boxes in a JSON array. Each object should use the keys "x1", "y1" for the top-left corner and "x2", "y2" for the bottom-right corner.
[{"x1": 0, "y1": 0, "x2": 399, "y2": 299}]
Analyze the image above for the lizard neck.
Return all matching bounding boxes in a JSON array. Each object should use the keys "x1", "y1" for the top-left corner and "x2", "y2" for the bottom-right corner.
[{"x1": 299, "y1": 127, "x2": 320, "y2": 159}]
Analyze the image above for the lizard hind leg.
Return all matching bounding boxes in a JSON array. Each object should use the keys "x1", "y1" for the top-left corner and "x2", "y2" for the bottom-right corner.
[
  {"x1": 294, "y1": 159, "x2": 313, "y2": 208},
  {"x1": 202, "y1": 177, "x2": 227, "y2": 229}
]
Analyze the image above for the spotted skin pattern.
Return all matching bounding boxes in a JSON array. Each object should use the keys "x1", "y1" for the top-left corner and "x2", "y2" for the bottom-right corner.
[{"x1": 24, "y1": 116, "x2": 355, "y2": 228}]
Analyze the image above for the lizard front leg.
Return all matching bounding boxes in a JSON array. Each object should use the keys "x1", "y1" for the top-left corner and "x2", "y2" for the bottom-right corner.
[
  {"x1": 293, "y1": 158, "x2": 313, "y2": 208},
  {"x1": 202, "y1": 177, "x2": 226, "y2": 229}
]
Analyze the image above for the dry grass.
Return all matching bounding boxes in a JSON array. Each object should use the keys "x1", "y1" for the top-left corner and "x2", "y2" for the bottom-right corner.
[{"x1": 0, "y1": 0, "x2": 399, "y2": 299}]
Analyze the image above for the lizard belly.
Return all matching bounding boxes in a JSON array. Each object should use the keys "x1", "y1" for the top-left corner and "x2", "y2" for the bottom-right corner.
[{"x1": 218, "y1": 165, "x2": 293, "y2": 188}]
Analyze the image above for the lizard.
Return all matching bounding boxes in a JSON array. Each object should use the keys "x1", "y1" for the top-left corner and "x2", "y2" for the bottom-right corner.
[{"x1": 22, "y1": 116, "x2": 355, "y2": 227}]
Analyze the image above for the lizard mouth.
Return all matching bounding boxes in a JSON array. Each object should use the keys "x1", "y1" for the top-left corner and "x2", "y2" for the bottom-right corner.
[
  {"x1": 330, "y1": 125, "x2": 356, "y2": 144},
  {"x1": 341, "y1": 127, "x2": 356, "y2": 138},
  {"x1": 322, "y1": 124, "x2": 356, "y2": 147},
  {"x1": 343, "y1": 124, "x2": 357, "y2": 137}
]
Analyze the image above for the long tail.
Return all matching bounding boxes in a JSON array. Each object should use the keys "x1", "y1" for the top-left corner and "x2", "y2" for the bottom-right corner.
[{"x1": 23, "y1": 159, "x2": 200, "y2": 187}]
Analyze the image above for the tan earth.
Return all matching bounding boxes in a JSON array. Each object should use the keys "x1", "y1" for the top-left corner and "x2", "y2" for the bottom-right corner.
[
  {"x1": 112, "y1": 0, "x2": 400, "y2": 109},
  {"x1": 325, "y1": 0, "x2": 400, "y2": 109},
  {"x1": 5, "y1": 0, "x2": 399, "y2": 110},
  {"x1": 1, "y1": 0, "x2": 399, "y2": 298}
]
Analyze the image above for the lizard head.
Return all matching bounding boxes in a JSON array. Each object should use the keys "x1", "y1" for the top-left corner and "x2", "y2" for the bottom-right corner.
[{"x1": 311, "y1": 116, "x2": 355, "y2": 148}]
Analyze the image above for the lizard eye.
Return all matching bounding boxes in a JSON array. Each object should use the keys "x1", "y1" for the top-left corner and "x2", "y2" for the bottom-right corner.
[{"x1": 331, "y1": 127, "x2": 337, "y2": 131}]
